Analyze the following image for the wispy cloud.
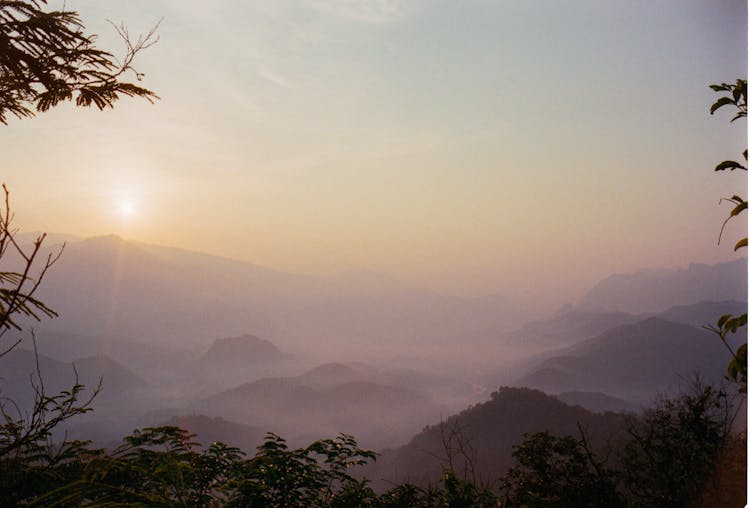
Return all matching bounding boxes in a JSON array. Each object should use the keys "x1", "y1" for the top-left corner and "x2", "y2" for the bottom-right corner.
[
  {"x1": 257, "y1": 65, "x2": 299, "y2": 90},
  {"x1": 306, "y1": 0, "x2": 406, "y2": 23}
]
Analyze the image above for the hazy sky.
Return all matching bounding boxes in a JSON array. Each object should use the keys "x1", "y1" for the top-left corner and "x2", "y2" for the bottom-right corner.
[{"x1": 2, "y1": 0, "x2": 747, "y2": 308}]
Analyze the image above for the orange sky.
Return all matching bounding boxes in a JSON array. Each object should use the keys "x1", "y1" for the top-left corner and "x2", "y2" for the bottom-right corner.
[{"x1": 2, "y1": 0, "x2": 747, "y2": 310}]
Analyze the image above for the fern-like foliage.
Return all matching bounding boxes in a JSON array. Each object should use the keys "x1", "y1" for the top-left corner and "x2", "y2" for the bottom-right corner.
[{"x1": 0, "y1": 0, "x2": 159, "y2": 124}]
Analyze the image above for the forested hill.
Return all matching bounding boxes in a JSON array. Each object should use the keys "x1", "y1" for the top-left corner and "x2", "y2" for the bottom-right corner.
[{"x1": 362, "y1": 386, "x2": 627, "y2": 490}]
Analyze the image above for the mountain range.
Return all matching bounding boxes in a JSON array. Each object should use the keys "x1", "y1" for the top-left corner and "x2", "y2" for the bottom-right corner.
[
  {"x1": 188, "y1": 361, "x2": 446, "y2": 449},
  {"x1": 17, "y1": 235, "x2": 532, "y2": 359},
  {"x1": 514, "y1": 316, "x2": 745, "y2": 401},
  {"x1": 1, "y1": 233, "x2": 745, "y2": 488},
  {"x1": 577, "y1": 259, "x2": 746, "y2": 314}
]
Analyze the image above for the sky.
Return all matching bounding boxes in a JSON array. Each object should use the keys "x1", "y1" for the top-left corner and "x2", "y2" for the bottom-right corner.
[{"x1": 1, "y1": 0, "x2": 747, "y2": 309}]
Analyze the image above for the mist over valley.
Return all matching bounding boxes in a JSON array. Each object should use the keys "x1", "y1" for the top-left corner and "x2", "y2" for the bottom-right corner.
[{"x1": 5, "y1": 235, "x2": 745, "y2": 485}]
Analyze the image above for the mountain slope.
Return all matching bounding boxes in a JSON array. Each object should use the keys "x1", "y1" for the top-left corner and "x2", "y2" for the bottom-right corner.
[
  {"x1": 162, "y1": 415, "x2": 266, "y2": 453},
  {"x1": 362, "y1": 387, "x2": 627, "y2": 490},
  {"x1": 193, "y1": 376, "x2": 441, "y2": 449},
  {"x1": 515, "y1": 317, "x2": 743, "y2": 400},
  {"x1": 554, "y1": 391, "x2": 640, "y2": 414},
  {"x1": 25, "y1": 235, "x2": 531, "y2": 355},
  {"x1": 578, "y1": 259, "x2": 747, "y2": 313},
  {"x1": 504, "y1": 307, "x2": 640, "y2": 349},
  {"x1": 655, "y1": 300, "x2": 747, "y2": 327},
  {"x1": 197, "y1": 335, "x2": 284, "y2": 369},
  {"x1": 0, "y1": 349, "x2": 147, "y2": 409}
]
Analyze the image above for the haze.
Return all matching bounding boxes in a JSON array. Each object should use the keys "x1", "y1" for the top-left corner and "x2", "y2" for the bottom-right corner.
[
  {"x1": 1, "y1": 0, "x2": 746, "y2": 312},
  {"x1": 1, "y1": 2, "x2": 748, "y2": 500}
]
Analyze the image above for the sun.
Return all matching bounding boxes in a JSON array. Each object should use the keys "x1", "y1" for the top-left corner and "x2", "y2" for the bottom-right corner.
[{"x1": 118, "y1": 199, "x2": 136, "y2": 218}]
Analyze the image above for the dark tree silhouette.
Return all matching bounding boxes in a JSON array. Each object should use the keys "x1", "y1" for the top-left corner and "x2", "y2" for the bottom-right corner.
[
  {"x1": 0, "y1": 4, "x2": 157, "y2": 503},
  {"x1": 0, "y1": 0, "x2": 159, "y2": 352},
  {"x1": 0, "y1": 0, "x2": 158, "y2": 124},
  {"x1": 620, "y1": 382, "x2": 736, "y2": 507},
  {"x1": 0, "y1": 185, "x2": 61, "y2": 351}
]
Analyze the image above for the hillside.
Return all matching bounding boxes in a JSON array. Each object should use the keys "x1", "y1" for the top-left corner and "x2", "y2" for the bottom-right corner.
[
  {"x1": 197, "y1": 334, "x2": 284, "y2": 369},
  {"x1": 161, "y1": 415, "x2": 266, "y2": 453},
  {"x1": 193, "y1": 376, "x2": 441, "y2": 449},
  {"x1": 297, "y1": 362, "x2": 371, "y2": 388},
  {"x1": 502, "y1": 299, "x2": 746, "y2": 351},
  {"x1": 503, "y1": 307, "x2": 640, "y2": 349},
  {"x1": 515, "y1": 317, "x2": 743, "y2": 401},
  {"x1": 0, "y1": 349, "x2": 147, "y2": 410},
  {"x1": 656, "y1": 300, "x2": 747, "y2": 327},
  {"x1": 362, "y1": 387, "x2": 627, "y2": 490},
  {"x1": 554, "y1": 391, "x2": 640, "y2": 414}
]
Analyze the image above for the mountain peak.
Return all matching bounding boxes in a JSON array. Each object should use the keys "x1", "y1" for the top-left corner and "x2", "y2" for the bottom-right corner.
[
  {"x1": 80, "y1": 234, "x2": 126, "y2": 245},
  {"x1": 199, "y1": 334, "x2": 283, "y2": 368}
]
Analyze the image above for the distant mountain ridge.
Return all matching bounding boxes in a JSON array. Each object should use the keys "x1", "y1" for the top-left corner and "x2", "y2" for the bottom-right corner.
[
  {"x1": 161, "y1": 415, "x2": 266, "y2": 453},
  {"x1": 578, "y1": 259, "x2": 747, "y2": 314},
  {"x1": 0, "y1": 349, "x2": 147, "y2": 410},
  {"x1": 504, "y1": 299, "x2": 747, "y2": 350},
  {"x1": 554, "y1": 391, "x2": 640, "y2": 414},
  {"x1": 504, "y1": 308, "x2": 641, "y2": 349},
  {"x1": 656, "y1": 300, "x2": 747, "y2": 327},
  {"x1": 515, "y1": 317, "x2": 744, "y2": 401},
  {"x1": 198, "y1": 334, "x2": 284, "y2": 368},
  {"x1": 25, "y1": 234, "x2": 532, "y2": 355},
  {"x1": 192, "y1": 366, "x2": 443, "y2": 449}
]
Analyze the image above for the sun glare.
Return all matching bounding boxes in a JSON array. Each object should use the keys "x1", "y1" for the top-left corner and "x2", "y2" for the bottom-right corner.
[{"x1": 118, "y1": 199, "x2": 136, "y2": 218}]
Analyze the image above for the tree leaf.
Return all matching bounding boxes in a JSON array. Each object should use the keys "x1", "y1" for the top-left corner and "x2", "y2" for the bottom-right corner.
[
  {"x1": 710, "y1": 96, "x2": 735, "y2": 114},
  {"x1": 718, "y1": 314, "x2": 734, "y2": 328},
  {"x1": 715, "y1": 160, "x2": 746, "y2": 171},
  {"x1": 730, "y1": 200, "x2": 747, "y2": 217}
]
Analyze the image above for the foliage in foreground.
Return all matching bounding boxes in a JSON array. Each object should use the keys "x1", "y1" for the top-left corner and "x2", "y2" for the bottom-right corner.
[
  {"x1": 500, "y1": 431, "x2": 624, "y2": 507},
  {"x1": 0, "y1": 0, "x2": 158, "y2": 124},
  {"x1": 708, "y1": 78, "x2": 747, "y2": 392},
  {"x1": 619, "y1": 383, "x2": 736, "y2": 507},
  {"x1": 0, "y1": 381, "x2": 738, "y2": 507},
  {"x1": 9, "y1": 426, "x2": 498, "y2": 508}
]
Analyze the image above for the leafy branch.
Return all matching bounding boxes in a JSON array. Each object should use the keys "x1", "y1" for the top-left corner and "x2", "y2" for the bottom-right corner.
[
  {"x1": 0, "y1": 0, "x2": 159, "y2": 124},
  {"x1": 707, "y1": 78, "x2": 747, "y2": 393}
]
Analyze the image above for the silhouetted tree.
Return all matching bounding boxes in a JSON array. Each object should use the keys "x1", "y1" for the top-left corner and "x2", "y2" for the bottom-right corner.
[
  {"x1": 619, "y1": 382, "x2": 735, "y2": 507},
  {"x1": 0, "y1": 3, "x2": 157, "y2": 504},
  {"x1": 0, "y1": 186, "x2": 61, "y2": 352},
  {"x1": 500, "y1": 429, "x2": 624, "y2": 507},
  {"x1": 0, "y1": 0, "x2": 158, "y2": 124},
  {"x1": 0, "y1": 0, "x2": 159, "y2": 351}
]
